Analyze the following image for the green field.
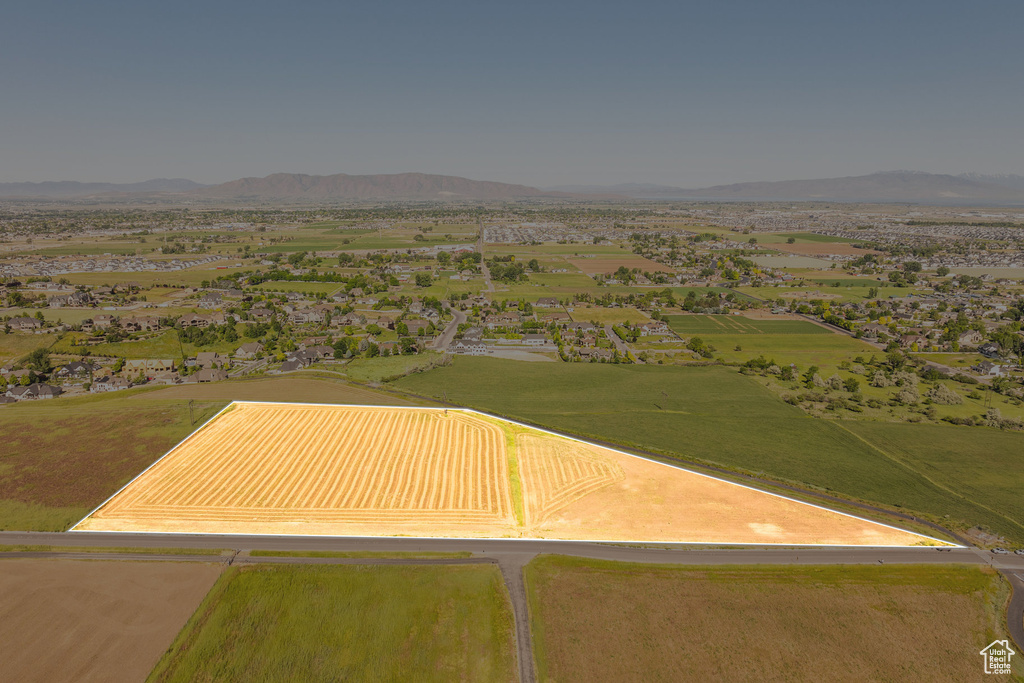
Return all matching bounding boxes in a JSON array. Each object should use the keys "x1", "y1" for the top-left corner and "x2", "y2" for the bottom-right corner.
[
  {"x1": 49, "y1": 330, "x2": 245, "y2": 360},
  {"x1": 343, "y1": 352, "x2": 449, "y2": 383},
  {"x1": 843, "y1": 422, "x2": 1024, "y2": 542},
  {"x1": 665, "y1": 314, "x2": 830, "y2": 335},
  {"x1": 393, "y1": 358, "x2": 1024, "y2": 543},
  {"x1": 663, "y1": 315, "x2": 875, "y2": 369},
  {"x1": 58, "y1": 266, "x2": 253, "y2": 288},
  {"x1": 148, "y1": 564, "x2": 517, "y2": 682},
  {"x1": 251, "y1": 280, "x2": 343, "y2": 295},
  {"x1": 0, "y1": 332, "x2": 62, "y2": 363},
  {"x1": 525, "y1": 556, "x2": 1021, "y2": 682}
]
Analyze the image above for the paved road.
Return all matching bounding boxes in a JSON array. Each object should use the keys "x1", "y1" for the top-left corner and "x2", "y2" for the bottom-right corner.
[
  {"x1": 604, "y1": 324, "x2": 637, "y2": 361},
  {"x1": 478, "y1": 230, "x2": 495, "y2": 295},
  {"x1": 1004, "y1": 569, "x2": 1024, "y2": 651},
  {"x1": 8, "y1": 531, "x2": 1024, "y2": 568},
  {"x1": 431, "y1": 307, "x2": 467, "y2": 351}
]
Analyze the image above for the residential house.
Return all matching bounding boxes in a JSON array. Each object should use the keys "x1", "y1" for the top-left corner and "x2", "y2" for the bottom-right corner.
[
  {"x1": 188, "y1": 368, "x2": 228, "y2": 383},
  {"x1": 55, "y1": 361, "x2": 96, "y2": 381},
  {"x1": 7, "y1": 316, "x2": 42, "y2": 332},
  {"x1": 179, "y1": 312, "x2": 225, "y2": 328},
  {"x1": 535, "y1": 297, "x2": 559, "y2": 308},
  {"x1": 958, "y1": 330, "x2": 984, "y2": 347},
  {"x1": 121, "y1": 316, "x2": 160, "y2": 333},
  {"x1": 92, "y1": 314, "x2": 116, "y2": 329},
  {"x1": 975, "y1": 360, "x2": 1006, "y2": 377},
  {"x1": 125, "y1": 359, "x2": 176, "y2": 374},
  {"x1": 521, "y1": 333, "x2": 549, "y2": 346},
  {"x1": 640, "y1": 321, "x2": 671, "y2": 336},
  {"x1": 195, "y1": 352, "x2": 222, "y2": 369},
  {"x1": 7, "y1": 383, "x2": 62, "y2": 400},
  {"x1": 248, "y1": 307, "x2": 276, "y2": 322},
  {"x1": 304, "y1": 345, "x2": 334, "y2": 360},
  {"x1": 234, "y1": 342, "x2": 264, "y2": 360},
  {"x1": 451, "y1": 339, "x2": 489, "y2": 355},
  {"x1": 91, "y1": 376, "x2": 132, "y2": 393}
]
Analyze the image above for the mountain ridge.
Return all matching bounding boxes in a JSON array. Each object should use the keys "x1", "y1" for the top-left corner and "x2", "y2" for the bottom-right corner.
[
  {"x1": 0, "y1": 178, "x2": 207, "y2": 198},
  {"x1": 547, "y1": 171, "x2": 1024, "y2": 203}
]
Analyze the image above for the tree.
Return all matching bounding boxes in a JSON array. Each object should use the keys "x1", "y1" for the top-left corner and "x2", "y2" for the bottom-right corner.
[
  {"x1": 26, "y1": 347, "x2": 51, "y2": 373},
  {"x1": 843, "y1": 377, "x2": 860, "y2": 393},
  {"x1": 415, "y1": 273, "x2": 432, "y2": 287},
  {"x1": 787, "y1": 237, "x2": 796, "y2": 244},
  {"x1": 936, "y1": 266, "x2": 950, "y2": 277},
  {"x1": 437, "y1": 252, "x2": 451, "y2": 266},
  {"x1": 113, "y1": 357, "x2": 125, "y2": 373}
]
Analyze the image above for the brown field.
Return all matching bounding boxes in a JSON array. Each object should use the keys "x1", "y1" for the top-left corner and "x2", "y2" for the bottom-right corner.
[
  {"x1": 567, "y1": 255, "x2": 669, "y2": 275},
  {"x1": 133, "y1": 376, "x2": 412, "y2": 405},
  {"x1": 525, "y1": 557, "x2": 1019, "y2": 682},
  {"x1": 0, "y1": 559, "x2": 222, "y2": 682},
  {"x1": 78, "y1": 403, "x2": 940, "y2": 545}
]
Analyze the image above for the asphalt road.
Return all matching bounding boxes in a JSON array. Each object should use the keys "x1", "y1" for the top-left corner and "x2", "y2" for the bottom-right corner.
[
  {"x1": 431, "y1": 307, "x2": 467, "y2": 351},
  {"x1": 1005, "y1": 569, "x2": 1024, "y2": 651},
  {"x1": 6, "y1": 530, "x2": 1024, "y2": 568}
]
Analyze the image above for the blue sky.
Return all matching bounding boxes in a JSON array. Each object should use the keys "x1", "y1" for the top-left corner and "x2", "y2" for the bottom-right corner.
[{"x1": 2, "y1": 1, "x2": 1022, "y2": 186}]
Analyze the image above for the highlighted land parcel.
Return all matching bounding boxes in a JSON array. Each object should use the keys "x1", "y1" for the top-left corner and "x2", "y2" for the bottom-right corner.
[{"x1": 75, "y1": 402, "x2": 949, "y2": 546}]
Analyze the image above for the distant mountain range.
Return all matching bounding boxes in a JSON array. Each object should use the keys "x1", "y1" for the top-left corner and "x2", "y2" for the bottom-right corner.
[
  {"x1": 194, "y1": 172, "x2": 571, "y2": 201},
  {"x1": 547, "y1": 171, "x2": 1024, "y2": 203},
  {"x1": 3, "y1": 170, "x2": 1024, "y2": 203}
]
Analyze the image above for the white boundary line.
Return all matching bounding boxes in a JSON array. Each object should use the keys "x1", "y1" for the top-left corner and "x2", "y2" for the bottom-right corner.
[
  {"x1": 69, "y1": 401, "x2": 237, "y2": 531},
  {"x1": 71, "y1": 400, "x2": 961, "y2": 548}
]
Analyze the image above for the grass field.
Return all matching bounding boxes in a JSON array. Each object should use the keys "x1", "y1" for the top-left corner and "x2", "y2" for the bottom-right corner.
[
  {"x1": 0, "y1": 394, "x2": 225, "y2": 531},
  {"x1": 251, "y1": 280, "x2": 344, "y2": 295},
  {"x1": 342, "y1": 352, "x2": 448, "y2": 382},
  {"x1": 665, "y1": 314, "x2": 830, "y2": 335},
  {"x1": 148, "y1": 564, "x2": 517, "y2": 683},
  {"x1": 525, "y1": 556, "x2": 1021, "y2": 682},
  {"x1": 133, "y1": 375, "x2": 413, "y2": 404},
  {"x1": 570, "y1": 306, "x2": 651, "y2": 325},
  {"x1": 842, "y1": 422, "x2": 1024, "y2": 543},
  {"x1": 49, "y1": 329, "x2": 245, "y2": 360},
  {"x1": 0, "y1": 332, "x2": 61, "y2": 363},
  {"x1": 393, "y1": 358, "x2": 1024, "y2": 543}
]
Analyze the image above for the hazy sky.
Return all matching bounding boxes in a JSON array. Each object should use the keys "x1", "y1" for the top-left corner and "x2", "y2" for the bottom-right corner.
[{"x1": 3, "y1": 1, "x2": 1023, "y2": 187}]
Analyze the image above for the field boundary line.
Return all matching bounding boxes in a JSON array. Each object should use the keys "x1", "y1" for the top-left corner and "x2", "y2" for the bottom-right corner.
[
  {"x1": 68, "y1": 401, "x2": 237, "y2": 531},
  {"x1": 73, "y1": 400, "x2": 957, "y2": 547}
]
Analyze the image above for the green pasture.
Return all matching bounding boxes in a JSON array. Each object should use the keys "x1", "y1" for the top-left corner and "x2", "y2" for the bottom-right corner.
[
  {"x1": 664, "y1": 314, "x2": 830, "y2": 335},
  {"x1": 252, "y1": 280, "x2": 343, "y2": 296},
  {"x1": 148, "y1": 564, "x2": 516, "y2": 682}
]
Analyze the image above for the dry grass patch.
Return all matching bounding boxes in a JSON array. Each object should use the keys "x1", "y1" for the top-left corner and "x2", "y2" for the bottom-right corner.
[
  {"x1": 0, "y1": 559, "x2": 222, "y2": 682},
  {"x1": 526, "y1": 557, "x2": 1021, "y2": 682}
]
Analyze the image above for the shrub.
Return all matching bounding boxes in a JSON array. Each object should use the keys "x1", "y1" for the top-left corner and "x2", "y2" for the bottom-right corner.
[{"x1": 927, "y1": 383, "x2": 963, "y2": 405}]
